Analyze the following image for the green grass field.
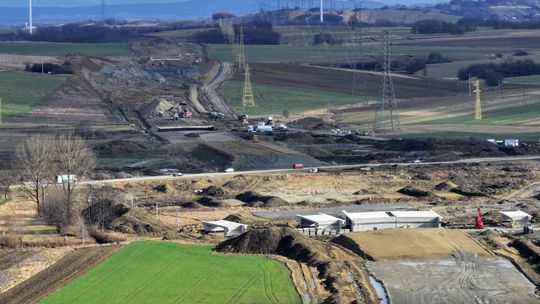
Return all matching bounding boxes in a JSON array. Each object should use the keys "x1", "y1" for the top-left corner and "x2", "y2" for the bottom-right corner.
[
  {"x1": 0, "y1": 42, "x2": 131, "y2": 57},
  {"x1": 415, "y1": 101, "x2": 540, "y2": 126},
  {"x1": 223, "y1": 80, "x2": 364, "y2": 115},
  {"x1": 207, "y1": 44, "x2": 510, "y2": 64},
  {"x1": 505, "y1": 75, "x2": 540, "y2": 85},
  {"x1": 0, "y1": 71, "x2": 67, "y2": 117},
  {"x1": 41, "y1": 241, "x2": 301, "y2": 304}
]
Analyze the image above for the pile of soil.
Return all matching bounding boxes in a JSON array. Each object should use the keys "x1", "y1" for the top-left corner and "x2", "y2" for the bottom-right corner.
[
  {"x1": 202, "y1": 186, "x2": 227, "y2": 198},
  {"x1": 235, "y1": 191, "x2": 289, "y2": 207},
  {"x1": 450, "y1": 186, "x2": 487, "y2": 197},
  {"x1": 197, "y1": 196, "x2": 224, "y2": 207},
  {"x1": 95, "y1": 140, "x2": 152, "y2": 157},
  {"x1": 141, "y1": 98, "x2": 178, "y2": 118},
  {"x1": 398, "y1": 186, "x2": 430, "y2": 197},
  {"x1": 192, "y1": 144, "x2": 233, "y2": 167},
  {"x1": 288, "y1": 117, "x2": 336, "y2": 130},
  {"x1": 374, "y1": 137, "x2": 503, "y2": 157},
  {"x1": 82, "y1": 201, "x2": 168, "y2": 235},
  {"x1": 222, "y1": 175, "x2": 249, "y2": 191},
  {"x1": 435, "y1": 181, "x2": 458, "y2": 191},
  {"x1": 153, "y1": 184, "x2": 175, "y2": 194},
  {"x1": 215, "y1": 227, "x2": 376, "y2": 303},
  {"x1": 273, "y1": 132, "x2": 316, "y2": 144}
]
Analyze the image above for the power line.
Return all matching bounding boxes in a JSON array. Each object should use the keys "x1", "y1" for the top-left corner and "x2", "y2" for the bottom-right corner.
[{"x1": 373, "y1": 30, "x2": 400, "y2": 133}]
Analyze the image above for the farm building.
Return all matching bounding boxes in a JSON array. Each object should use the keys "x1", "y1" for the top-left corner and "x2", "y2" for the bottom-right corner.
[
  {"x1": 342, "y1": 211, "x2": 395, "y2": 232},
  {"x1": 499, "y1": 211, "x2": 532, "y2": 228},
  {"x1": 297, "y1": 213, "x2": 344, "y2": 234},
  {"x1": 202, "y1": 220, "x2": 248, "y2": 237},
  {"x1": 390, "y1": 210, "x2": 442, "y2": 228}
]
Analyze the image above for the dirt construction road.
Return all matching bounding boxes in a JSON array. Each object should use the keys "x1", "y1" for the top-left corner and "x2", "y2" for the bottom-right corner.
[{"x1": 200, "y1": 61, "x2": 236, "y2": 118}]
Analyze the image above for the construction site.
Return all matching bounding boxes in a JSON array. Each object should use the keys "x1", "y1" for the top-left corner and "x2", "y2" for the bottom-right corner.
[{"x1": 1, "y1": 0, "x2": 540, "y2": 303}]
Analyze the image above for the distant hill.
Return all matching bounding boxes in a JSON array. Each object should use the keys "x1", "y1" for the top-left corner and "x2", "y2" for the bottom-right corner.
[{"x1": 0, "y1": 0, "x2": 259, "y2": 26}]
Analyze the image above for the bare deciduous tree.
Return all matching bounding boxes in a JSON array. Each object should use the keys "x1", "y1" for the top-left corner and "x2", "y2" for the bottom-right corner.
[
  {"x1": 55, "y1": 133, "x2": 96, "y2": 225},
  {"x1": 0, "y1": 170, "x2": 15, "y2": 200},
  {"x1": 16, "y1": 135, "x2": 56, "y2": 212}
]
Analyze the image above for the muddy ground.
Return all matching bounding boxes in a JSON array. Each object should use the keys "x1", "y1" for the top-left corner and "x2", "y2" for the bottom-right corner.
[{"x1": 368, "y1": 255, "x2": 537, "y2": 304}]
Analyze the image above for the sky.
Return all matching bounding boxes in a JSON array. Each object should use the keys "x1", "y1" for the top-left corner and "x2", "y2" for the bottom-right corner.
[
  {"x1": 2, "y1": 0, "x2": 445, "y2": 7},
  {"x1": 2, "y1": 0, "x2": 188, "y2": 7}
]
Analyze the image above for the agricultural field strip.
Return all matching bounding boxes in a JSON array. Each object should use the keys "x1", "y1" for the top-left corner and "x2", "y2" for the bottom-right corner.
[
  {"x1": 42, "y1": 242, "x2": 300, "y2": 304},
  {"x1": 0, "y1": 42, "x2": 131, "y2": 57},
  {"x1": 0, "y1": 246, "x2": 120, "y2": 304},
  {"x1": 402, "y1": 98, "x2": 540, "y2": 125}
]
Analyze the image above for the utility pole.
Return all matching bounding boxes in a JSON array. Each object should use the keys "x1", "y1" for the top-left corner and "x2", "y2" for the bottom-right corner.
[
  {"x1": 0, "y1": 97, "x2": 2, "y2": 125},
  {"x1": 155, "y1": 202, "x2": 159, "y2": 220},
  {"x1": 474, "y1": 78, "x2": 482, "y2": 120},
  {"x1": 468, "y1": 74, "x2": 471, "y2": 97},
  {"x1": 175, "y1": 207, "x2": 180, "y2": 229},
  {"x1": 373, "y1": 31, "x2": 400, "y2": 132},
  {"x1": 41, "y1": 58, "x2": 44, "y2": 75}
]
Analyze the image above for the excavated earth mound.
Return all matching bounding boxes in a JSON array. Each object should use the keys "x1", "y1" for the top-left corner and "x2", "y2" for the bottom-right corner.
[
  {"x1": 235, "y1": 191, "x2": 289, "y2": 207},
  {"x1": 82, "y1": 201, "x2": 168, "y2": 235},
  {"x1": 215, "y1": 227, "x2": 377, "y2": 304}
]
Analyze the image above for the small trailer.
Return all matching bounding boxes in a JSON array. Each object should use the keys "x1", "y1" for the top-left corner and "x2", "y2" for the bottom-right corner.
[{"x1": 292, "y1": 164, "x2": 304, "y2": 169}]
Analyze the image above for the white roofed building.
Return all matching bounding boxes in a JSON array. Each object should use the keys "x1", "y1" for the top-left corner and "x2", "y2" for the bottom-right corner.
[
  {"x1": 202, "y1": 220, "x2": 248, "y2": 237},
  {"x1": 343, "y1": 211, "x2": 395, "y2": 232},
  {"x1": 390, "y1": 210, "x2": 442, "y2": 228},
  {"x1": 499, "y1": 211, "x2": 532, "y2": 228},
  {"x1": 297, "y1": 213, "x2": 344, "y2": 233}
]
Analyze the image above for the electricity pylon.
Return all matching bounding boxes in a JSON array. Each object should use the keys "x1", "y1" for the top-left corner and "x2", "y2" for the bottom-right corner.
[
  {"x1": 242, "y1": 63, "x2": 256, "y2": 113},
  {"x1": 373, "y1": 31, "x2": 400, "y2": 132},
  {"x1": 474, "y1": 78, "x2": 482, "y2": 120},
  {"x1": 237, "y1": 26, "x2": 246, "y2": 72}
]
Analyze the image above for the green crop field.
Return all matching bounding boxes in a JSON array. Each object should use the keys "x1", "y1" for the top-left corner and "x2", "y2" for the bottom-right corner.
[
  {"x1": 0, "y1": 71, "x2": 67, "y2": 117},
  {"x1": 207, "y1": 43, "x2": 509, "y2": 64},
  {"x1": 223, "y1": 80, "x2": 364, "y2": 115},
  {"x1": 0, "y1": 42, "x2": 131, "y2": 57},
  {"x1": 410, "y1": 101, "x2": 540, "y2": 126},
  {"x1": 505, "y1": 75, "x2": 540, "y2": 85},
  {"x1": 41, "y1": 241, "x2": 301, "y2": 304}
]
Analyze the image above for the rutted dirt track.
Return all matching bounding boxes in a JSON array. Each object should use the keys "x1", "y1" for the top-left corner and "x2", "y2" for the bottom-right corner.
[{"x1": 0, "y1": 245, "x2": 121, "y2": 304}]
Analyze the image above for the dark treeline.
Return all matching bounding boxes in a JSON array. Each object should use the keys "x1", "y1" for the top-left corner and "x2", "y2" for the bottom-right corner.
[
  {"x1": 457, "y1": 16, "x2": 540, "y2": 30},
  {"x1": 191, "y1": 27, "x2": 228, "y2": 44},
  {"x1": 458, "y1": 59, "x2": 540, "y2": 86},
  {"x1": 25, "y1": 62, "x2": 73, "y2": 74},
  {"x1": 343, "y1": 52, "x2": 451, "y2": 75},
  {"x1": 411, "y1": 19, "x2": 476, "y2": 35},
  {"x1": 191, "y1": 21, "x2": 281, "y2": 44},
  {"x1": 313, "y1": 33, "x2": 343, "y2": 45},
  {"x1": 233, "y1": 21, "x2": 280, "y2": 45}
]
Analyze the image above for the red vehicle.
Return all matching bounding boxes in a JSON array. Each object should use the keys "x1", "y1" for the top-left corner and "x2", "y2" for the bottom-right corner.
[{"x1": 292, "y1": 163, "x2": 304, "y2": 169}]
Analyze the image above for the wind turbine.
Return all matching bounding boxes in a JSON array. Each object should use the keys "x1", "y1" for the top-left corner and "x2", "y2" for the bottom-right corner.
[
  {"x1": 320, "y1": 0, "x2": 324, "y2": 23},
  {"x1": 29, "y1": 0, "x2": 33, "y2": 34}
]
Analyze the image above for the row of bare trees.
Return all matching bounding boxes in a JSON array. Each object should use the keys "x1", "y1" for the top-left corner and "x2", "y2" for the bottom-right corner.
[{"x1": 5, "y1": 133, "x2": 96, "y2": 227}]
